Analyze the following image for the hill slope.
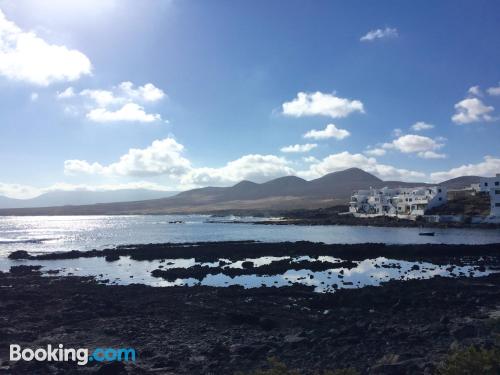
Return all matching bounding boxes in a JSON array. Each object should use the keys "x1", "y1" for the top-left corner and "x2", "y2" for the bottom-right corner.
[
  {"x1": 0, "y1": 169, "x2": 482, "y2": 215},
  {"x1": 0, "y1": 189, "x2": 178, "y2": 209}
]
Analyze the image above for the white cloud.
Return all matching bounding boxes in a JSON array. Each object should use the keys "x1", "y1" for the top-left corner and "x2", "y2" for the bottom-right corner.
[
  {"x1": 297, "y1": 151, "x2": 425, "y2": 181},
  {"x1": 468, "y1": 85, "x2": 482, "y2": 97},
  {"x1": 0, "y1": 9, "x2": 91, "y2": 85},
  {"x1": 80, "y1": 82, "x2": 165, "y2": 106},
  {"x1": 364, "y1": 148, "x2": 386, "y2": 157},
  {"x1": 67, "y1": 82, "x2": 165, "y2": 122},
  {"x1": 57, "y1": 87, "x2": 75, "y2": 99},
  {"x1": 30, "y1": 92, "x2": 38, "y2": 101},
  {"x1": 182, "y1": 154, "x2": 295, "y2": 186},
  {"x1": 280, "y1": 143, "x2": 317, "y2": 153},
  {"x1": 360, "y1": 27, "x2": 398, "y2": 42},
  {"x1": 417, "y1": 151, "x2": 447, "y2": 159},
  {"x1": 452, "y1": 97, "x2": 495, "y2": 124},
  {"x1": 303, "y1": 123, "x2": 350, "y2": 140},
  {"x1": 430, "y1": 156, "x2": 500, "y2": 182},
  {"x1": 87, "y1": 103, "x2": 161, "y2": 123},
  {"x1": 487, "y1": 84, "x2": 500, "y2": 96},
  {"x1": 118, "y1": 81, "x2": 165, "y2": 102},
  {"x1": 64, "y1": 138, "x2": 191, "y2": 177},
  {"x1": 64, "y1": 137, "x2": 295, "y2": 187},
  {"x1": 410, "y1": 121, "x2": 434, "y2": 131},
  {"x1": 384, "y1": 134, "x2": 444, "y2": 156},
  {"x1": 303, "y1": 156, "x2": 319, "y2": 163},
  {"x1": 80, "y1": 88, "x2": 119, "y2": 106},
  {"x1": 282, "y1": 91, "x2": 364, "y2": 119}
]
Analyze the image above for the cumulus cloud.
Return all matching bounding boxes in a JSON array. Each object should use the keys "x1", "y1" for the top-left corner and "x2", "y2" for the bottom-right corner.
[
  {"x1": 57, "y1": 87, "x2": 75, "y2": 99},
  {"x1": 410, "y1": 121, "x2": 434, "y2": 131},
  {"x1": 64, "y1": 138, "x2": 191, "y2": 177},
  {"x1": 360, "y1": 27, "x2": 398, "y2": 42},
  {"x1": 282, "y1": 91, "x2": 364, "y2": 119},
  {"x1": 0, "y1": 9, "x2": 91, "y2": 85},
  {"x1": 59, "y1": 81, "x2": 165, "y2": 122},
  {"x1": 80, "y1": 88, "x2": 120, "y2": 106},
  {"x1": 468, "y1": 86, "x2": 482, "y2": 97},
  {"x1": 383, "y1": 134, "x2": 445, "y2": 158},
  {"x1": 452, "y1": 97, "x2": 495, "y2": 124},
  {"x1": 63, "y1": 138, "x2": 437, "y2": 190},
  {"x1": 487, "y1": 84, "x2": 500, "y2": 96},
  {"x1": 78, "y1": 82, "x2": 165, "y2": 106},
  {"x1": 87, "y1": 103, "x2": 161, "y2": 123},
  {"x1": 182, "y1": 154, "x2": 295, "y2": 186},
  {"x1": 303, "y1": 124, "x2": 350, "y2": 140},
  {"x1": 430, "y1": 156, "x2": 500, "y2": 182},
  {"x1": 280, "y1": 143, "x2": 317, "y2": 153},
  {"x1": 303, "y1": 156, "x2": 319, "y2": 164},
  {"x1": 297, "y1": 151, "x2": 425, "y2": 181},
  {"x1": 364, "y1": 148, "x2": 386, "y2": 157},
  {"x1": 417, "y1": 151, "x2": 447, "y2": 159},
  {"x1": 118, "y1": 81, "x2": 165, "y2": 102},
  {"x1": 64, "y1": 137, "x2": 295, "y2": 187}
]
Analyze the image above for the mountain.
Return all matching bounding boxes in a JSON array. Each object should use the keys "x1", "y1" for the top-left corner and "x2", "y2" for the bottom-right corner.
[
  {"x1": 439, "y1": 176, "x2": 481, "y2": 189},
  {"x1": 0, "y1": 169, "x2": 484, "y2": 215},
  {"x1": 0, "y1": 189, "x2": 178, "y2": 209}
]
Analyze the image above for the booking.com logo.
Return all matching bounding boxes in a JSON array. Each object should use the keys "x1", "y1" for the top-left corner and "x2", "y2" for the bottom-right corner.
[{"x1": 10, "y1": 344, "x2": 136, "y2": 366}]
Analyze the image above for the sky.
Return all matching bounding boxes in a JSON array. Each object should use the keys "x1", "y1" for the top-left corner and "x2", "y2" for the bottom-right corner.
[{"x1": 1, "y1": 0, "x2": 500, "y2": 199}]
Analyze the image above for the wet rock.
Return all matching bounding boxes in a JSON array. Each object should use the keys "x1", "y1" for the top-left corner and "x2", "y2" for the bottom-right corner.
[
  {"x1": 284, "y1": 333, "x2": 308, "y2": 345},
  {"x1": 8, "y1": 250, "x2": 31, "y2": 260},
  {"x1": 259, "y1": 317, "x2": 278, "y2": 331},
  {"x1": 242, "y1": 261, "x2": 254, "y2": 269},
  {"x1": 9, "y1": 265, "x2": 42, "y2": 274},
  {"x1": 439, "y1": 315, "x2": 450, "y2": 325},
  {"x1": 451, "y1": 324, "x2": 477, "y2": 339},
  {"x1": 105, "y1": 253, "x2": 120, "y2": 262}
]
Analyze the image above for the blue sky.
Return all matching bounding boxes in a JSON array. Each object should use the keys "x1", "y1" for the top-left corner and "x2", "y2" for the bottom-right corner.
[{"x1": 1, "y1": 0, "x2": 500, "y2": 198}]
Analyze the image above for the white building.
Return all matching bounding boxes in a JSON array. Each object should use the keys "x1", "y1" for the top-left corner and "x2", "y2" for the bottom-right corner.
[
  {"x1": 349, "y1": 186, "x2": 447, "y2": 217},
  {"x1": 478, "y1": 174, "x2": 500, "y2": 220}
]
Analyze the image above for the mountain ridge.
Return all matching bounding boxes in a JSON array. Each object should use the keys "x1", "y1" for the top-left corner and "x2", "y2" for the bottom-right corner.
[
  {"x1": 0, "y1": 168, "x2": 481, "y2": 215},
  {"x1": 0, "y1": 189, "x2": 178, "y2": 209}
]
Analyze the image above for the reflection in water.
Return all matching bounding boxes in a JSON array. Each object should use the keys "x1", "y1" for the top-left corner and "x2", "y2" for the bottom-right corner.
[{"x1": 3, "y1": 255, "x2": 492, "y2": 293}]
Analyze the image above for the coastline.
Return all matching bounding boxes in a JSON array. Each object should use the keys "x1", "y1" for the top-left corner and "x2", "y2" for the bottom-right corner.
[
  {"x1": 1, "y1": 262, "x2": 499, "y2": 374},
  {"x1": 2, "y1": 241, "x2": 500, "y2": 373}
]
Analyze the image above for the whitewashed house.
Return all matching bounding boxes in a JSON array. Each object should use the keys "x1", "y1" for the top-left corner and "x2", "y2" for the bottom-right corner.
[
  {"x1": 478, "y1": 174, "x2": 500, "y2": 221},
  {"x1": 349, "y1": 186, "x2": 447, "y2": 218}
]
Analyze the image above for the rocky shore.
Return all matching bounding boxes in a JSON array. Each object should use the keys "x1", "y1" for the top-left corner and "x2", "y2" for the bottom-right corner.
[{"x1": 1, "y1": 242, "x2": 500, "y2": 374}]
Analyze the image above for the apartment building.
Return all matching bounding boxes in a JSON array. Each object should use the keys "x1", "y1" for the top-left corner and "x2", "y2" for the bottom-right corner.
[{"x1": 349, "y1": 186, "x2": 447, "y2": 217}]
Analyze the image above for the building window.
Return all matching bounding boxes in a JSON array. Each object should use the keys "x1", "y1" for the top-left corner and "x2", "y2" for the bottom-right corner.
[
  {"x1": 496, "y1": 203, "x2": 500, "y2": 207},
  {"x1": 438, "y1": 188, "x2": 442, "y2": 193},
  {"x1": 439, "y1": 197, "x2": 442, "y2": 201},
  {"x1": 496, "y1": 181, "x2": 499, "y2": 186},
  {"x1": 485, "y1": 182, "x2": 489, "y2": 186},
  {"x1": 496, "y1": 190, "x2": 500, "y2": 195}
]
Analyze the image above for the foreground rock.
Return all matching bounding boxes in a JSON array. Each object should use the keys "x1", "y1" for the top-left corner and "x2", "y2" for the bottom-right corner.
[{"x1": 0, "y1": 267, "x2": 499, "y2": 374}]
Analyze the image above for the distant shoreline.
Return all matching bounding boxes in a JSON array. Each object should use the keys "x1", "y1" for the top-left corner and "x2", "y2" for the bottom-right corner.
[{"x1": 1, "y1": 209, "x2": 499, "y2": 229}]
